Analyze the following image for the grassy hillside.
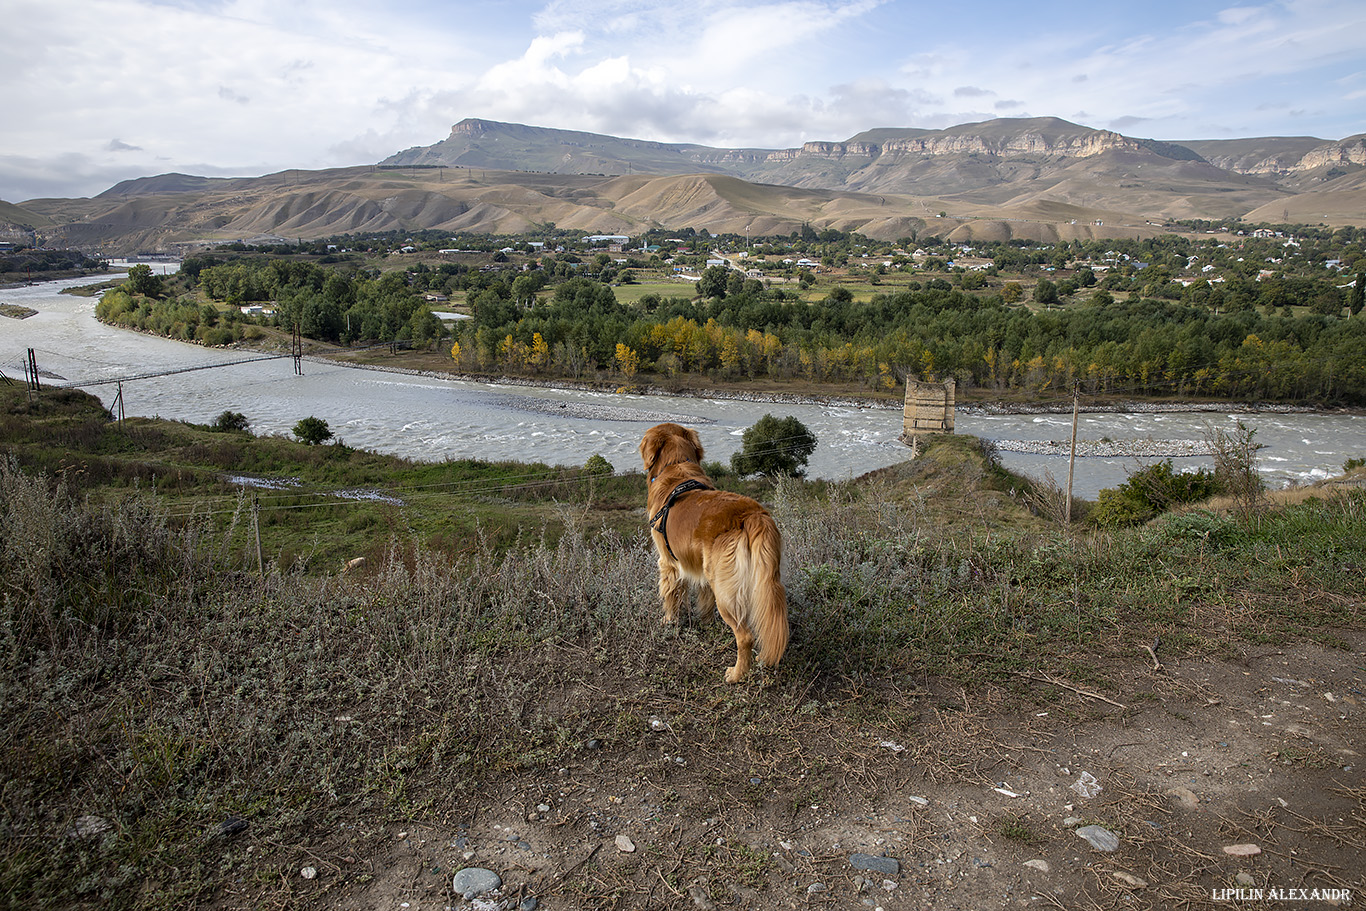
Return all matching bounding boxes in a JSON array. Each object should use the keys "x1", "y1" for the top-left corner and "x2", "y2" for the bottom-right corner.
[{"x1": 3, "y1": 383, "x2": 1364, "y2": 909}]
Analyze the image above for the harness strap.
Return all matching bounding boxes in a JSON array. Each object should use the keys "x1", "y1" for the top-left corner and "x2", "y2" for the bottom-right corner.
[{"x1": 648, "y1": 478, "x2": 712, "y2": 561}]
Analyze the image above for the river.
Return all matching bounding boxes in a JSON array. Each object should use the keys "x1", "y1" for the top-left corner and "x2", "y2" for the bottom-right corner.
[{"x1": 2, "y1": 267, "x2": 1362, "y2": 498}]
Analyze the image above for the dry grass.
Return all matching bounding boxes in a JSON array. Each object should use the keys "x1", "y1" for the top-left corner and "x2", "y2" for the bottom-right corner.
[{"x1": 2, "y1": 407, "x2": 1364, "y2": 908}]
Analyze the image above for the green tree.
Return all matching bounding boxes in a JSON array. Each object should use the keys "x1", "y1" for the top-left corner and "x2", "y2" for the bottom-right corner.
[
  {"x1": 125, "y1": 263, "x2": 164, "y2": 299},
  {"x1": 583, "y1": 454, "x2": 613, "y2": 476},
  {"x1": 1352, "y1": 272, "x2": 1365, "y2": 317},
  {"x1": 210, "y1": 410, "x2": 251, "y2": 433},
  {"x1": 1033, "y1": 278, "x2": 1059, "y2": 305},
  {"x1": 697, "y1": 265, "x2": 729, "y2": 299},
  {"x1": 730, "y1": 414, "x2": 817, "y2": 477},
  {"x1": 292, "y1": 416, "x2": 333, "y2": 446}
]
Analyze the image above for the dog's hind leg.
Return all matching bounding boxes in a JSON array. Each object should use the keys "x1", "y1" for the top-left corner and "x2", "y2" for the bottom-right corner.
[
  {"x1": 712, "y1": 588, "x2": 754, "y2": 683},
  {"x1": 657, "y1": 556, "x2": 687, "y2": 625},
  {"x1": 693, "y1": 583, "x2": 717, "y2": 623}
]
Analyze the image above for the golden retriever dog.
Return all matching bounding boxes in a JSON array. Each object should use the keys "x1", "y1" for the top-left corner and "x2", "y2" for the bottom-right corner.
[{"x1": 639, "y1": 423, "x2": 788, "y2": 683}]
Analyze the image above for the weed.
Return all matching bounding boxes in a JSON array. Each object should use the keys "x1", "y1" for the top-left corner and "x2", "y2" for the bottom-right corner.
[
  {"x1": 2, "y1": 387, "x2": 1364, "y2": 908},
  {"x1": 996, "y1": 813, "x2": 1041, "y2": 844}
]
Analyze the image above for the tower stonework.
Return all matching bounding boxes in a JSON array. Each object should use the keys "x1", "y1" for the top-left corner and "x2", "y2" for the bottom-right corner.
[{"x1": 899, "y1": 378, "x2": 956, "y2": 454}]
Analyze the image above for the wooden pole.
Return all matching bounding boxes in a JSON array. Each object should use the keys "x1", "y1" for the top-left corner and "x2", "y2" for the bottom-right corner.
[
  {"x1": 1065, "y1": 382, "x2": 1079, "y2": 524},
  {"x1": 252, "y1": 494, "x2": 264, "y2": 579},
  {"x1": 25, "y1": 348, "x2": 40, "y2": 393}
]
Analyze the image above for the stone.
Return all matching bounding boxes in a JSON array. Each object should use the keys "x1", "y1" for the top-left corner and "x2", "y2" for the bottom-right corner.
[
  {"x1": 1076, "y1": 825, "x2": 1120, "y2": 852},
  {"x1": 1112, "y1": 871, "x2": 1148, "y2": 887},
  {"x1": 688, "y1": 884, "x2": 717, "y2": 910},
  {"x1": 453, "y1": 867, "x2": 502, "y2": 899},
  {"x1": 615, "y1": 834, "x2": 636, "y2": 853},
  {"x1": 1023, "y1": 859, "x2": 1051, "y2": 873},
  {"x1": 849, "y1": 853, "x2": 900, "y2": 876},
  {"x1": 68, "y1": 815, "x2": 112, "y2": 840},
  {"x1": 212, "y1": 815, "x2": 248, "y2": 839},
  {"x1": 300, "y1": 866, "x2": 317, "y2": 880},
  {"x1": 1169, "y1": 787, "x2": 1200, "y2": 810},
  {"x1": 1223, "y1": 844, "x2": 1262, "y2": 857}
]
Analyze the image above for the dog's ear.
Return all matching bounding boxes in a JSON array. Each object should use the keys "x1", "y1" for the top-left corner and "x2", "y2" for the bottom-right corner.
[
  {"x1": 685, "y1": 426, "x2": 705, "y2": 462},
  {"x1": 639, "y1": 425, "x2": 664, "y2": 475}
]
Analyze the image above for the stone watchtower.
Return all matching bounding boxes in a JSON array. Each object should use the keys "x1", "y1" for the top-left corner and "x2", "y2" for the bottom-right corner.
[{"x1": 899, "y1": 378, "x2": 955, "y2": 455}]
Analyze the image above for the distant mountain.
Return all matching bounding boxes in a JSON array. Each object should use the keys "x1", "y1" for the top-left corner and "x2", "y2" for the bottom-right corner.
[
  {"x1": 1180, "y1": 135, "x2": 1366, "y2": 176},
  {"x1": 7, "y1": 117, "x2": 1364, "y2": 254},
  {"x1": 97, "y1": 173, "x2": 237, "y2": 197},
  {"x1": 386, "y1": 117, "x2": 1217, "y2": 194},
  {"x1": 383, "y1": 118, "x2": 737, "y2": 177},
  {"x1": 381, "y1": 116, "x2": 1314, "y2": 220}
]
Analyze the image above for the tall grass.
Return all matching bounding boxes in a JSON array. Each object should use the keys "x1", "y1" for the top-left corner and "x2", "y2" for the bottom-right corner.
[{"x1": 3, "y1": 453, "x2": 1364, "y2": 908}]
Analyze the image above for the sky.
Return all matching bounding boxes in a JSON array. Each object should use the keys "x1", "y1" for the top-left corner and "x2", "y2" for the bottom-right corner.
[{"x1": 3, "y1": 0, "x2": 1364, "y2": 203}]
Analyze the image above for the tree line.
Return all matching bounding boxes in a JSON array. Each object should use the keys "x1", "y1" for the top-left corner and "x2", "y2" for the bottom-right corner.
[
  {"x1": 101, "y1": 251, "x2": 1366, "y2": 405},
  {"x1": 453, "y1": 273, "x2": 1366, "y2": 403}
]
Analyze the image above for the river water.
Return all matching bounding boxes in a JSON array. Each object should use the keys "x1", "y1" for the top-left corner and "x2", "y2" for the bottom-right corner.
[{"x1": 2, "y1": 268, "x2": 1362, "y2": 498}]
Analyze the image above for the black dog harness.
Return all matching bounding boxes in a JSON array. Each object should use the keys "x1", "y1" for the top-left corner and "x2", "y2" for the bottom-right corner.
[{"x1": 648, "y1": 478, "x2": 712, "y2": 561}]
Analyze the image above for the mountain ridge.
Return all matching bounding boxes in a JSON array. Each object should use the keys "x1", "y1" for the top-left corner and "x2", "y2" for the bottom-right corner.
[{"x1": 6, "y1": 116, "x2": 1364, "y2": 254}]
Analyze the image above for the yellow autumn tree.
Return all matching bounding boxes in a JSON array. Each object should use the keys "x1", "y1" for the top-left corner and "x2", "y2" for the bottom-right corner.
[
  {"x1": 719, "y1": 333, "x2": 742, "y2": 375},
  {"x1": 499, "y1": 334, "x2": 526, "y2": 370},
  {"x1": 529, "y1": 332, "x2": 549, "y2": 371},
  {"x1": 615, "y1": 342, "x2": 639, "y2": 379}
]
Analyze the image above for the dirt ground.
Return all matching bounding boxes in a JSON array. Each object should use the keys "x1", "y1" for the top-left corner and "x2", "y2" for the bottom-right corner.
[{"x1": 268, "y1": 632, "x2": 1363, "y2": 911}]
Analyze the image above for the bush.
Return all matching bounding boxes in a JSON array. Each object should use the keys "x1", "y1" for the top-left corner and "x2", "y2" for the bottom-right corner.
[
  {"x1": 730, "y1": 414, "x2": 817, "y2": 478},
  {"x1": 1208, "y1": 421, "x2": 1264, "y2": 512},
  {"x1": 211, "y1": 410, "x2": 251, "y2": 433},
  {"x1": 1090, "y1": 460, "x2": 1220, "y2": 527},
  {"x1": 292, "y1": 416, "x2": 333, "y2": 446},
  {"x1": 583, "y1": 454, "x2": 613, "y2": 476}
]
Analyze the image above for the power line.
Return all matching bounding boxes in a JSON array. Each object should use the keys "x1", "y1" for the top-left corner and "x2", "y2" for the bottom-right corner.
[{"x1": 58, "y1": 353, "x2": 295, "y2": 389}]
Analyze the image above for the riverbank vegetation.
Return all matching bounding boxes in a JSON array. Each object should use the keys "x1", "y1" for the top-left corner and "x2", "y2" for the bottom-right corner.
[
  {"x1": 0, "y1": 248, "x2": 110, "y2": 286},
  {"x1": 2, "y1": 380, "x2": 1364, "y2": 909},
  {"x1": 93, "y1": 225, "x2": 1366, "y2": 407}
]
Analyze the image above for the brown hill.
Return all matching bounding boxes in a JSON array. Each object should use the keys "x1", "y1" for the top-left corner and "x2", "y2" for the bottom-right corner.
[{"x1": 9, "y1": 117, "x2": 1365, "y2": 254}]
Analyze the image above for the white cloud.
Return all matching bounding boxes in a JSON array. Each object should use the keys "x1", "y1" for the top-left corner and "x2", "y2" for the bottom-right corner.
[{"x1": 0, "y1": 0, "x2": 1363, "y2": 201}]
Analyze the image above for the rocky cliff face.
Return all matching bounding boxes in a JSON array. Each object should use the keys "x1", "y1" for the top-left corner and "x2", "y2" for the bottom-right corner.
[
  {"x1": 1295, "y1": 136, "x2": 1366, "y2": 170},
  {"x1": 755, "y1": 125, "x2": 1202, "y2": 165},
  {"x1": 1196, "y1": 136, "x2": 1366, "y2": 175},
  {"x1": 677, "y1": 124, "x2": 1210, "y2": 185}
]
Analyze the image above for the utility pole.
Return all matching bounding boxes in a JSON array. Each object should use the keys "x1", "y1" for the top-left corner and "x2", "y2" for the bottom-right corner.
[
  {"x1": 24, "y1": 348, "x2": 40, "y2": 399},
  {"x1": 111, "y1": 381, "x2": 125, "y2": 425},
  {"x1": 252, "y1": 494, "x2": 264, "y2": 579},
  {"x1": 1065, "y1": 381, "x2": 1079, "y2": 525}
]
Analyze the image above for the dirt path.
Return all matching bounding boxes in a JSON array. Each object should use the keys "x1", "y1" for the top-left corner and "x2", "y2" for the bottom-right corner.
[{"x1": 289, "y1": 635, "x2": 1363, "y2": 911}]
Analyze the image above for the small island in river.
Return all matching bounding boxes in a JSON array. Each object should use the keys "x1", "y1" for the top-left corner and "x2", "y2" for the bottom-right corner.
[{"x1": 0, "y1": 303, "x2": 38, "y2": 320}]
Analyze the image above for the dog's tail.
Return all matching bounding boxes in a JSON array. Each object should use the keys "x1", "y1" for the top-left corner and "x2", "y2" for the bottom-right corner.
[{"x1": 742, "y1": 511, "x2": 789, "y2": 668}]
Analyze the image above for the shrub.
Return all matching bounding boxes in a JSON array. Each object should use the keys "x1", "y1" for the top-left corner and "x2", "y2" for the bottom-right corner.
[
  {"x1": 292, "y1": 416, "x2": 333, "y2": 446},
  {"x1": 583, "y1": 454, "x2": 613, "y2": 476},
  {"x1": 1208, "y1": 421, "x2": 1264, "y2": 512},
  {"x1": 730, "y1": 414, "x2": 817, "y2": 478},
  {"x1": 1090, "y1": 460, "x2": 1220, "y2": 528},
  {"x1": 211, "y1": 410, "x2": 251, "y2": 433}
]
